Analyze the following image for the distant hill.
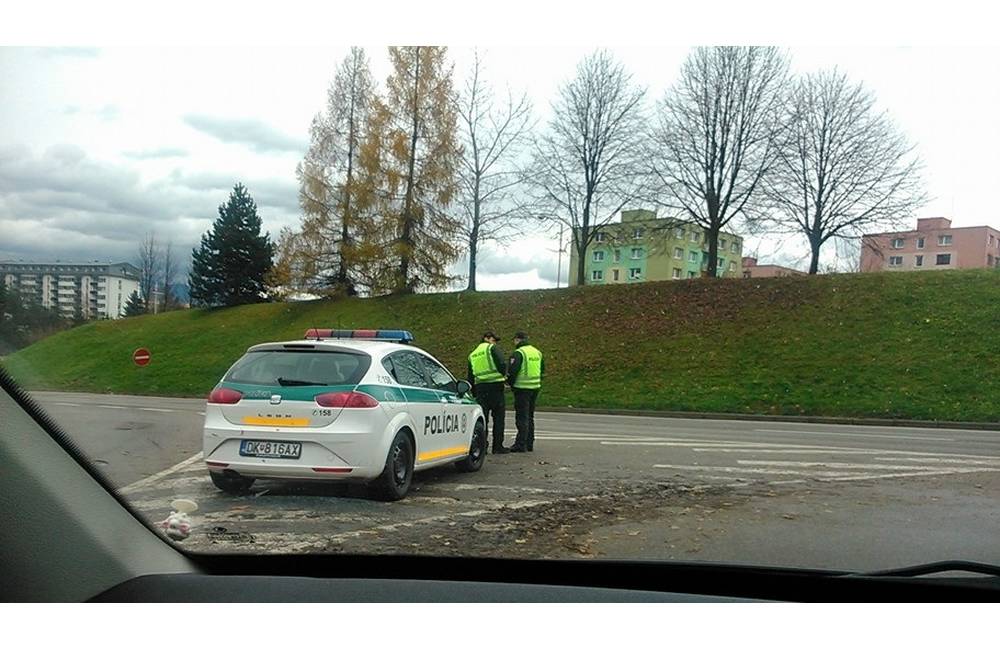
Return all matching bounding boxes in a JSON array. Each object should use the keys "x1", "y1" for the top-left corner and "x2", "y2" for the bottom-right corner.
[{"x1": 4, "y1": 270, "x2": 1000, "y2": 422}]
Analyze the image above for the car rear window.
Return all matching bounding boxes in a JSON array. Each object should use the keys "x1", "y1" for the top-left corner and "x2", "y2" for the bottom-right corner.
[{"x1": 224, "y1": 350, "x2": 371, "y2": 386}]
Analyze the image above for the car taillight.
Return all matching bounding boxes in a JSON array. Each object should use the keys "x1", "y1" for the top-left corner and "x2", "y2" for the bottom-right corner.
[
  {"x1": 315, "y1": 391, "x2": 380, "y2": 408},
  {"x1": 208, "y1": 388, "x2": 243, "y2": 404}
]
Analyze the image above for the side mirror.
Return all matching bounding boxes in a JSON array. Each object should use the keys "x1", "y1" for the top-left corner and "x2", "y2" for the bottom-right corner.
[{"x1": 456, "y1": 380, "x2": 472, "y2": 396}]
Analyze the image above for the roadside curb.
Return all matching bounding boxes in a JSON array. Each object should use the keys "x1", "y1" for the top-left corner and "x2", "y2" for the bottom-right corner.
[{"x1": 535, "y1": 407, "x2": 1000, "y2": 432}]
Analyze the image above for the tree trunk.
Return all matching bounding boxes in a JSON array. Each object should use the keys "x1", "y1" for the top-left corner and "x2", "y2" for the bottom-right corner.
[
  {"x1": 706, "y1": 225, "x2": 720, "y2": 278},
  {"x1": 340, "y1": 71, "x2": 358, "y2": 297},
  {"x1": 809, "y1": 236, "x2": 822, "y2": 274},
  {"x1": 398, "y1": 47, "x2": 421, "y2": 294},
  {"x1": 467, "y1": 231, "x2": 477, "y2": 291},
  {"x1": 467, "y1": 172, "x2": 481, "y2": 291},
  {"x1": 575, "y1": 224, "x2": 588, "y2": 286}
]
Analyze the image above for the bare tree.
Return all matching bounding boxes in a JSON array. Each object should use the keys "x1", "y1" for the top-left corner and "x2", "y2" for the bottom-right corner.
[
  {"x1": 766, "y1": 69, "x2": 927, "y2": 273},
  {"x1": 530, "y1": 50, "x2": 649, "y2": 286},
  {"x1": 455, "y1": 50, "x2": 535, "y2": 291},
  {"x1": 161, "y1": 241, "x2": 180, "y2": 310},
  {"x1": 650, "y1": 46, "x2": 789, "y2": 277},
  {"x1": 136, "y1": 233, "x2": 160, "y2": 312}
]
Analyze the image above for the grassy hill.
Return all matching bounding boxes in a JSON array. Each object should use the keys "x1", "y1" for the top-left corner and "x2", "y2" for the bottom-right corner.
[{"x1": 4, "y1": 270, "x2": 1000, "y2": 422}]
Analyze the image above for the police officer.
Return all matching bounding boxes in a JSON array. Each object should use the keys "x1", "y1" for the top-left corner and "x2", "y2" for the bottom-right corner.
[
  {"x1": 507, "y1": 331, "x2": 544, "y2": 453},
  {"x1": 467, "y1": 330, "x2": 509, "y2": 454}
]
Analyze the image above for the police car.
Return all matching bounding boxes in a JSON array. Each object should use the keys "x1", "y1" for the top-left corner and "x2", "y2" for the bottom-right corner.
[{"x1": 202, "y1": 329, "x2": 486, "y2": 501}]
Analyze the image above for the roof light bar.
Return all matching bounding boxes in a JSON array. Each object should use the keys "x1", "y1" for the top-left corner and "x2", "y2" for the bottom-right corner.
[{"x1": 303, "y1": 328, "x2": 414, "y2": 343}]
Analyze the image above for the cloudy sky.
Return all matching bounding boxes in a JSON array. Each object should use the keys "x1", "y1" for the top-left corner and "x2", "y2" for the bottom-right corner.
[{"x1": 2, "y1": 43, "x2": 999, "y2": 289}]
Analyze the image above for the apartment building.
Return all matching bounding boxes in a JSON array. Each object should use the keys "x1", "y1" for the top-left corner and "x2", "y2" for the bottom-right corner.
[
  {"x1": 567, "y1": 209, "x2": 744, "y2": 286},
  {"x1": 861, "y1": 218, "x2": 1000, "y2": 272},
  {"x1": 741, "y1": 257, "x2": 806, "y2": 279},
  {"x1": 0, "y1": 261, "x2": 141, "y2": 319}
]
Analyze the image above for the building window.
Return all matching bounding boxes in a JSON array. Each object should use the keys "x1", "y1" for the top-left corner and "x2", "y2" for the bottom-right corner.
[
  {"x1": 888, "y1": 256, "x2": 903, "y2": 267},
  {"x1": 731, "y1": 242, "x2": 739, "y2": 253},
  {"x1": 729, "y1": 261, "x2": 737, "y2": 272},
  {"x1": 630, "y1": 247, "x2": 642, "y2": 260},
  {"x1": 613, "y1": 249, "x2": 621, "y2": 262},
  {"x1": 689, "y1": 251, "x2": 699, "y2": 263},
  {"x1": 938, "y1": 235, "x2": 952, "y2": 245},
  {"x1": 674, "y1": 247, "x2": 683, "y2": 260},
  {"x1": 674, "y1": 227, "x2": 684, "y2": 239},
  {"x1": 917, "y1": 237, "x2": 925, "y2": 249},
  {"x1": 915, "y1": 255, "x2": 923, "y2": 267},
  {"x1": 591, "y1": 270, "x2": 604, "y2": 281},
  {"x1": 671, "y1": 268, "x2": 681, "y2": 279},
  {"x1": 717, "y1": 258, "x2": 724, "y2": 268},
  {"x1": 594, "y1": 232, "x2": 605, "y2": 243},
  {"x1": 632, "y1": 228, "x2": 644, "y2": 240},
  {"x1": 592, "y1": 250, "x2": 605, "y2": 262},
  {"x1": 612, "y1": 269, "x2": 620, "y2": 281},
  {"x1": 689, "y1": 232, "x2": 700, "y2": 243},
  {"x1": 688, "y1": 271, "x2": 697, "y2": 278},
  {"x1": 628, "y1": 268, "x2": 642, "y2": 280},
  {"x1": 720, "y1": 238, "x2": 727, "y2": 249},
  {"x1": 891, "y1": 238, "x2": 905, "y2": 249},
  {"x1": 936, "y1": 253, "x2": 951, "y2": 266}
]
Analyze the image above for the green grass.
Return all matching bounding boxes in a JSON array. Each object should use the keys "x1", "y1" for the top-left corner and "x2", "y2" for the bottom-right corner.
[{"x1": 4, "y1": 269, "x2": 1000, "y2": 421}]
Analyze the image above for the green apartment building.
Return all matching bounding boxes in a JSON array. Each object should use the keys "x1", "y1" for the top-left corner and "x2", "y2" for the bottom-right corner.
[{"x1": 567, "y1": 209, "x2": 744, "y2": 286}]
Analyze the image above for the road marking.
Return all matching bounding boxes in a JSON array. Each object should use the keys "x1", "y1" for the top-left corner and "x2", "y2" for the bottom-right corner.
[
  {"x1": 692, "y1": 446, "x2": 1000, "y2": 460},
  {"x1": 53, "y1": 402, "x2": 80, "y2": 407},
  {"x1": 138, "y1": 407, "x2": 175, "y2": 413},
  {"x1": 754, "y1": 428, "x2": 954, "y2": 442},
  {"x1": 197, "y1": 412, "x2": 205, "y2": 416},
  {"x1": 96, "y1": 405, "x2": 127, "y2": 410},
  {"x1": 120, "y1": 452, "x2": 204, "y2": 495},
  {"x1": 738, "y1": 460, "x2": 1000, "y2": 472},
  {"x1": 825, "y1": 468, "x2": 1000, "y2": 482},
  {"x1": 652, "y1": 464, "x2": 858, "y2": 477}
]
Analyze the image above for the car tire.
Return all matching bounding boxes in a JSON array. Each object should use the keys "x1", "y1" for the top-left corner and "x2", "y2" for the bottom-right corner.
[
  {"x1": 372, "y1": 431, "x2": 414, "y2": 501},
  {"x1": 455, "y1": 419, "x2": 486, "y2": 473},
  {"x1": 210, "y1": 471, "x2": 255, "y2": 495}
]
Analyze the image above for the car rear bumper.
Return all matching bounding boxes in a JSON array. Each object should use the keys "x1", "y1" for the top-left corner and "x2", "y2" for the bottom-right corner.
[{"x1": 203, "y1": 426, "x2": 385, "y2": 480}]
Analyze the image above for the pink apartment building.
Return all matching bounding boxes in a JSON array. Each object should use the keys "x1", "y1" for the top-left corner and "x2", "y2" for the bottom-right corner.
[{"x1": 860, "y1": 218, "x2": 1000, "y2": 272}]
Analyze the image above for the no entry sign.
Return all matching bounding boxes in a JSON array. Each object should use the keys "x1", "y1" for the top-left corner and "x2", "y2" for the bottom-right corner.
[{"x1": 133, "y1": 348, "x2": 151, "y2": 367}]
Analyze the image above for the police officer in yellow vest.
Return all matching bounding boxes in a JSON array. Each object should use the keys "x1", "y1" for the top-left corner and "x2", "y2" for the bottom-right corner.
[
  {"x1": 467, "y1": 330, "x2": 509, "y2": 454},
  {"x1": 507, "y1": 331, "x2": 544, "y2": 453}
]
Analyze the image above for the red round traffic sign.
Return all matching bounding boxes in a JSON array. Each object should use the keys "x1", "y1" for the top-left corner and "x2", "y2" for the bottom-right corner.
[{"x1": 133, "y1": 348, "x2": 151, "y2": 367}]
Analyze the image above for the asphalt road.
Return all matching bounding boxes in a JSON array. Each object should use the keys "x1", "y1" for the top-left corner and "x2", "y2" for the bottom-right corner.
[{"x1": 31, "y1": 391, "x2": 1000, "y2": 571}]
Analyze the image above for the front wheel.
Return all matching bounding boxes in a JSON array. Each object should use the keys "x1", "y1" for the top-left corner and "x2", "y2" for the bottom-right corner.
[
  {"x1": 372, "y1": 431, "x2": 414, "y2": 501},
  {"x1": 455, "y1": 420, "x2": 486, "y2": 473}
]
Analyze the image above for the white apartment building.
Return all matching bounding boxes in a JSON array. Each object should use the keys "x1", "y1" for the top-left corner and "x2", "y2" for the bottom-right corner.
[{"x1": 1, "y1": 261, "x2": 141, "y2": 319}]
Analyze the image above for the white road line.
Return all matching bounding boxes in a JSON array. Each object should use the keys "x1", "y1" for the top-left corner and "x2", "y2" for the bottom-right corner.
[
  {"x1": 197, "y1": 412, "x2": 205, "y2": 416},
  {"x1": 737, "y1": 460, "x2": 1000, "y2": 472},
  {"x1": 652, "y1": 464, "x2": 858, "y2": 478},
  {"x1": 138, "y1": 407, "x2": 175, "y2": 413},
  {"x1": 95, "y1": 405, "x2": 127, "y2": 410},
  {"x1": 754, "y1": 428, "x2": 954, "y2": 442},
  {"x1": 826, "y1": 468, "x2": 1000, "y2": 482},
  {"x1": 874, "y1": 457, "x2": 1000, "y2": 466},
  {"x1": 120, "y1": 452, "x2": 204, "y2": 495},
  {"x1": 536, "y1": 435, "x2": 666, "y2": 442},
  {"x1": 693, "y1": 447, "x2": 1000, "y2": 460},
  {"x1": 53, "y1": 402, "x2": 80, "y2": 407}
]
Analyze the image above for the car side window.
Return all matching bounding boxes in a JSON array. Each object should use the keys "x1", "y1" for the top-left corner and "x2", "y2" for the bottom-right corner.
[
  {"x1": 420, "y1": 354, "x2": 458, "y2": 393},
  {"x1": 388, "y1": 351, "x2": 431, "y2": 389},
  {"x1": 381, "y1": 357, "x2": 398, "y2": 382}
]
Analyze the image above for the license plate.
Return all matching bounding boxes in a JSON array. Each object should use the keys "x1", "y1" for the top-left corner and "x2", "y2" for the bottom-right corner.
[{"x1": 239, "y1": 440, "x2": 302, "y2": 459}]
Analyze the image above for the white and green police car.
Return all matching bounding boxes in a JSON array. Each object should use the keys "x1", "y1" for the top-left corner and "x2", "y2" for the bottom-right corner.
[{"x1": 202, "y1": 329, "x2": 486, "y2": 501}]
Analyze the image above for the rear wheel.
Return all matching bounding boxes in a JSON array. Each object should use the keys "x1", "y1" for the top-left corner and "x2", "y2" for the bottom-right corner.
[
  {"x1": 372, "y1": 431, "x2": 414, "y2": 501},
  {"x1": 455, "y1": 420, "x2": 486, "y2": 473},
  {"x1": 210, "y1": 471, "x2": 255, "y2": 495}
]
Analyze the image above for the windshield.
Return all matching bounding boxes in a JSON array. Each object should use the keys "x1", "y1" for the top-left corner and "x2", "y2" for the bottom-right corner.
[
  {"x1": 3, "y1": 41, "x2": 1000, "y2": 576},
  {"x1": 225, "y1": 350, "x2": 371, "y2": 386}
]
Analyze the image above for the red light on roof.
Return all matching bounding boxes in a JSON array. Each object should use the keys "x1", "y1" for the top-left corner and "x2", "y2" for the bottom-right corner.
[
  {"x1": 353, "y1": 329, "x2": 377, "y2": 338},
  {"x1": 304, "y1": 328, "x2": 333, "y2": 338}
]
